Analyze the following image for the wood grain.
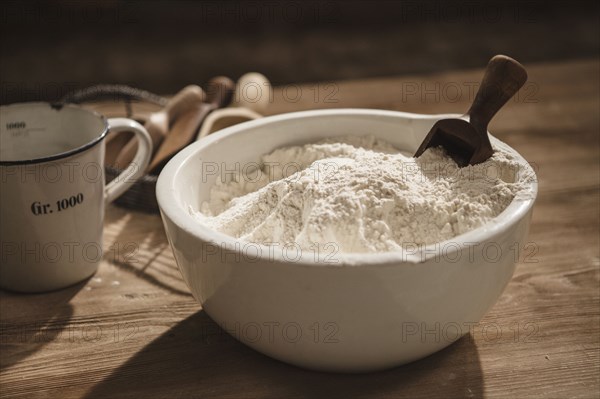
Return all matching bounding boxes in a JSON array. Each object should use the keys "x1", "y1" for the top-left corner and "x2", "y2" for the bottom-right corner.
[{"x1": 1, "y1": 59, "x2": 598, "y2": 399}]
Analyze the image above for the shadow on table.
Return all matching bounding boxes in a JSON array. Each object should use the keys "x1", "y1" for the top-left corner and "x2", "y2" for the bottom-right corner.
[
  {"x1": 103, "y1": 206, "x2": 191, "y2": 297},
  {"x1": 0, "y1": 280, "x2": 85, "y2": 370},
  {"x1": 84, "y1": 310, "x2": 484, "y2": 399}
]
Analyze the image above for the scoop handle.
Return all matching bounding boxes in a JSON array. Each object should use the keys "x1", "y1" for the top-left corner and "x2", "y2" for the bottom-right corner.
[
  {"x1": 206, "y1": 76, "x2": 235, "y2": 108},
  {"x1": 467, "y1": 55, "x2": 527, "y2": 133}
]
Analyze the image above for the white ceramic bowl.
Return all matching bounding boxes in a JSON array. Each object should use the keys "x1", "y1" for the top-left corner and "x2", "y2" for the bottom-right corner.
[{"x1": 156, "y1": 109, "x2": 537, "y2": 372}]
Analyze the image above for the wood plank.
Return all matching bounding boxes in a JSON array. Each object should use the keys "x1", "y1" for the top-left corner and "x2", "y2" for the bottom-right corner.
[{"x1": 1, "y1": 58, "x2": 598, "y2": 399}]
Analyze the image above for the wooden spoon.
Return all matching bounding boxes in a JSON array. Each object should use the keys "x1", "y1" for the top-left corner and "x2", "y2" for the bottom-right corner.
[
  {"x1": 414, "y1": 55, "x2": 527, "y2": 167},
  {"x1": 113, "y1": 85, "x2": 205, "y2": 168},
  {"x1": 147, "y1": 76, "x2": 235, "y2": 174}
]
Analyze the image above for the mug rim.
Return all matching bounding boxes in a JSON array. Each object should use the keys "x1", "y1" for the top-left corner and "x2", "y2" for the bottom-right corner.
[{"x1": 0, "y1": 102, "x2": 109, "y2": 166}]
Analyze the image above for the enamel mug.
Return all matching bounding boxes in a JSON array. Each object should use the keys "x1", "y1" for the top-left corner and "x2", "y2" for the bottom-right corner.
[{"x1": 0, "y1": 102, "x2": 152, "y2": 292}]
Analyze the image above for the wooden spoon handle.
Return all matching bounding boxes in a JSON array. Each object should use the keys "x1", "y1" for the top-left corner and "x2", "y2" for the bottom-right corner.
[
  {"x1": 146, "y1": 104, "x2": 210, "y2": 174},
  {"x1": 467, "y1": 55, "x2": 527, "y2": 133}
]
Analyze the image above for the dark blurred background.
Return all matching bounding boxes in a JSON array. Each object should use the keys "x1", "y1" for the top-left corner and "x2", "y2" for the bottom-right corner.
[{"x1": 1, "y1": 0, "x2": 598, "y2": 103}]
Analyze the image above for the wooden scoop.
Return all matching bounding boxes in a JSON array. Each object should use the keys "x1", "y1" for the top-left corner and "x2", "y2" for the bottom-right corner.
[
  {"x1": 414, "y1": 55, "x2": 528, "y2": 167},
  {"x1": 112, "y1": 85, "x2": 205, "y2": 168},
  {"x1": 146, "y1": 76, "x2": 235, "y2": 174},
  {"x1": 230, "y1": 72, "x2": 270, "y2": 114},
  {"x1": 196, "y1": 72, "x2": 270, "y2": 140}
]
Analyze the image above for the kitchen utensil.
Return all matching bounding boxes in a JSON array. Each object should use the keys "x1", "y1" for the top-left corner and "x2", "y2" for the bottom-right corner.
[
  {"x1": 231, "y1": 72, "x2": 270, "y2": 114},
  {"x1": 0, "y1": 102, "x2": 152, "y2": 292},
  {"x1": 147, "y1": 77, "x2": 234, "y2": 173},
  {"x1": 156, "y1": 108, "x2": 537, "y2": 372},
  {"x1": 196, "y1": 72, "x2": 270, "y2": 140},
  {"x1": 196, "y1": 107, "x2": 262, "y2": 140},
  {"x1": 113, "y1": 85, "x2": 205, "y2": 167},
  {"x1": 414, "y1": 55, "x2": 527, "y2": 166}
]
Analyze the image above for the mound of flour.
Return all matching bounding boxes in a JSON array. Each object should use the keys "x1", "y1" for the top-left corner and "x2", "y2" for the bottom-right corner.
[{"x1": 192, "y1": 135, "x2": 532, "y2": 253}]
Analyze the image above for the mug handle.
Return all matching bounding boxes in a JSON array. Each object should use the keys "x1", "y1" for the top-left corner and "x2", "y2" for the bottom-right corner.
[{"x1": 104, "y1": 118, "x2": 153, "y2": 204}]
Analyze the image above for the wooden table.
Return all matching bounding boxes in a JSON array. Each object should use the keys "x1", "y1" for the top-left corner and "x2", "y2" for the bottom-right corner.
[{"x1": 1, "y1": 59, "x2": 598, "y2": 399}]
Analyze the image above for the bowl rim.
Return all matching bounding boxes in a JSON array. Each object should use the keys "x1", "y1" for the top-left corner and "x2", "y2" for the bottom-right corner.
[{"x1": 156, "y1": 108, "x2": 538, "y2": 266}]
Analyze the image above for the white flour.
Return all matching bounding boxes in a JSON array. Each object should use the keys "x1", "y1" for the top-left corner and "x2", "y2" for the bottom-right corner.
[{"x1": 192, "y1": 135, "x2": 532, "y2": 253}]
